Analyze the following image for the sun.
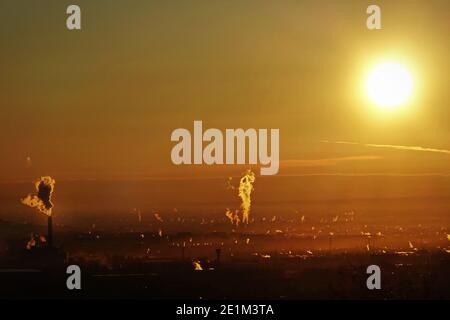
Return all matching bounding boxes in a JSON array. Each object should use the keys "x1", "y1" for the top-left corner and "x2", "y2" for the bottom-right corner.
[{"x1": 366, "y1": 62, "x2": 413, "y2": 108}]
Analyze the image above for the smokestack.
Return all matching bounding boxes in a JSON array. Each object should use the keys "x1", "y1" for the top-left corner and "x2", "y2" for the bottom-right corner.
[
  {"x1": 47, "y1": 216, "x2": 53, "y2": 248},
  {"x1": 215, "y1": 248, "x2": 221, "y2": 263},
  {"x1": 21, "y1": 176, "x2": 56, "y2": 248},
  {"x1": 328, "y1": 232, "x2": 334, "y2": 253}
]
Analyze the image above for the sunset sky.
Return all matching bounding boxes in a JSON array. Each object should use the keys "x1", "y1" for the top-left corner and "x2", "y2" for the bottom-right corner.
[{"x1": 0, "y1": 1, "x2": 448, "y2": 218}]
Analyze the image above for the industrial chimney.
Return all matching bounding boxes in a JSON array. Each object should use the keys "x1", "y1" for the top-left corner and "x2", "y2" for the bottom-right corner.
[
  {"x1": 47, "y1": 216, "x2": 53, "y2": 247},
  {"x1": 215, "y1": 248, "x2": 221, "y2": 263}
]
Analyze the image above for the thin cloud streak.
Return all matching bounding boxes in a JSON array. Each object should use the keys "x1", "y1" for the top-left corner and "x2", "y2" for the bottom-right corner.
[
  {"x1": 322, "y1": 141, "x2": 450, "y2": 155},
  {"x1": 276, "y1": 172, "x2": 450, "y2": 177},
  {"x1": 280, "y1": 156, "x2": 381, "y2": 167}
]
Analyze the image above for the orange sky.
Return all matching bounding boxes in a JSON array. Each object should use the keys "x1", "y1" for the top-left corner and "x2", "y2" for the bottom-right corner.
[{"x1": 0, "y1": 1, "x2": 448, "y2": 214}]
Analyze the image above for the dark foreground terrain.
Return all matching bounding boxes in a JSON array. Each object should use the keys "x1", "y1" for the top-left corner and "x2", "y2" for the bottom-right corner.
[
  {"x1": 1, "y1": 248, "x2": 449, "y2": 299},
  {"x1": 1, "y1": 216, "x2": 449, "y2": 300}
]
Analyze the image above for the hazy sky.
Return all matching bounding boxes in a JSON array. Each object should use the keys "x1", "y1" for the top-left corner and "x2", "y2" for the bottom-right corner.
[{"x1": 0, "y1": 0, "x2": 448, "y2": 185}]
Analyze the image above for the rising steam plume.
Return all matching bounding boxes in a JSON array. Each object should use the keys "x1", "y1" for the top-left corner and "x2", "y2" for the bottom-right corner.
[
  {"x1": 225, "y1": 209, "x2": 241, "y2": 226},
  {"x1": 154, "y1": 213, "x2": 164, "y2": 223},
  {"x1": 21, "y1": 176, "x2": 56, "y2": 247},
  {"x1": 238, "y1": 170, "x2": 255, "y2": 224},
  {"x1": 21, "y1": 176, "x2": 56, "y2": 216},
  {"x1": 225, "y1": 170, "x2": 256, "y2": 225}
]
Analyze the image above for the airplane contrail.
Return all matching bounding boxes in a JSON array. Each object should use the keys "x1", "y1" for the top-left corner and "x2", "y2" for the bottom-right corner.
[{"x1": 322, "y1": 141, "x2": 450, "y2": 155}]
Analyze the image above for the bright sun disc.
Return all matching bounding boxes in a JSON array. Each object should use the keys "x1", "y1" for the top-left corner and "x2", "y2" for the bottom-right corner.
[{"x1": 366, "y1": 62, "x2": 413, "y2": 108}]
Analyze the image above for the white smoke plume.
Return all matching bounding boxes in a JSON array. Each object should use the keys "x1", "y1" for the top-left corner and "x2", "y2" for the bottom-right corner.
[
  {"x1": 238, "y1": 170, "x2": 255, "y2": 224},
  {"x1": 226, "y1": 177, "x2": 235, "y2": 190},
  {"x1": 192, "y1": 260, "x2": 203, "y2": 271},
  {"x1": 21, "y1": 176, "x2": 55, "y2": 216},
  {"x1": 26, "y1": 234, "x2": 36, "y2": 250},
  {"x1": 225, "y1": 209, "x2": 241, "y2": 226},
  {"x1": 132, "y1": 208, "x2": 142, "y2": 223},
  {"x1": 154, "y1": 213, "x2": 164, "y2": 223},
  {"x1": 25, "y1": 156, "x2": 32, "y2": 168}
]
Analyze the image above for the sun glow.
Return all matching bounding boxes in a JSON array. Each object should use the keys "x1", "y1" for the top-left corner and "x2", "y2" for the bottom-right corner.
[{"x1": 366, "y1": 62, "x2": 414, "y2": 108}]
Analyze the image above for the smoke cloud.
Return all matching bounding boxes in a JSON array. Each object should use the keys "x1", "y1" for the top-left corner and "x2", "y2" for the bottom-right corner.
[
  {"x1": 154, "y1": 213, "x2": 164, "y2": 223},
  {"x1": 239, "y1": 170, "x2": 255, "y2": 224},
  {"x1": 21, "y1": 176, "x2": 55, "y2": 216},
  {"x1": 225, "y1": 209, "x2": 241, "y2": 226},
  {"x1": 192, "y1": 260, "x2": 203, "y2": 271},
  {"x1": 224, "y1": 170, "x2": 256, "y2": 226}
]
